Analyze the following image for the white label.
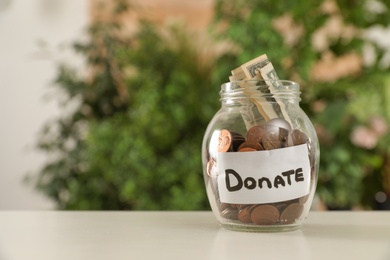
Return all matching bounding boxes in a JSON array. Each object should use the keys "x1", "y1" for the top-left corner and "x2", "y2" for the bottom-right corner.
[{"x1": 217, "y1": 144, "x2": 310, "y2": 204}]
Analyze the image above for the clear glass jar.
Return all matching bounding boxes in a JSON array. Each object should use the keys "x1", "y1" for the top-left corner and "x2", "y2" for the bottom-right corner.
[{"x1": 202, "y1": 80, "x2": 319, "y2": 232}]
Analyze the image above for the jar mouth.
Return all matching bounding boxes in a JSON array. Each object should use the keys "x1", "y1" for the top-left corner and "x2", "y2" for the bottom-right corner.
[{"x1": 220, "y1": 80, "x2": 301, "y2": 102}]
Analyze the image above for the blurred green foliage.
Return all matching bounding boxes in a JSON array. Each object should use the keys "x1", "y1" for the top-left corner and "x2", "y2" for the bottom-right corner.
[
  {"x1": 212, "y1": 0, "x2": 390, "y2": 208},
  {"x1": 33, "y1": 3, "x2": 218, "y2": 210},
  {"x1": 33, "y1": 0, "x2": 390, "y2": 210}
]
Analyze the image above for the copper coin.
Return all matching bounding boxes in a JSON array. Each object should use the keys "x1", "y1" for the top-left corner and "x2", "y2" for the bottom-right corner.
[
  {"x1": 238, "y1": 141, "x2": 263, "y2": 151},
  {"x1": 238, "y1": 147, "x2": 257, "y2": 152},
  {"x1": 280, "y1": 203, "x2": 304, "y2": 224},
  {"x1": 246, "y1": 125, "x2": 265, "y2": 143},
  {"x1": 218, "y1": 129, "x2": 232, "y2": 152},
  {"x1": 286, "y1": 129, "x2": 309, "y2": 147},
  {"x1": 238, "y1": 206, "x2": 253, "y2": 223},
  {"x1": 250, "y1": 205, "x2": 280, "y2": 225}
]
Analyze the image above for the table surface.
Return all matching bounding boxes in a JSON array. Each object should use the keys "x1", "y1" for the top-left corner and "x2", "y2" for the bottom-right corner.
[{"x1": 0, "y1": 211, "x2": 389, "y2": 260}]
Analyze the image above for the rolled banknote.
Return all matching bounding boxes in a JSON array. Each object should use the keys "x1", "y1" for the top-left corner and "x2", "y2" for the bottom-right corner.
[
  {"x1": 239, "y1": 54, "x2": 269, "y2": 78},
  {"x1": 256, "y1": 62, "x2": 292, "y2": 125},
  {"x1": 229, "y1": 54, "x2": 293, "y2": 126}
]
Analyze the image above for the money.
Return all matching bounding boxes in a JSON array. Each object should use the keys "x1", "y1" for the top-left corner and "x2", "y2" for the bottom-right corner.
[
  {"x1": 239, "y1": 102, "x2": 265, "y2": 129},
  {"x1": 229, "y1": 75, "x2": 247, "y2": 82},
  {"x1": 240, "y1": 54, "x2": 269, "y2": 79},
  {"x1": 228, "y1": 54, "x2": 293, "y2": 127},
  {"x1": 218, "y1": 129, "x2": 233, "y2": 152},
  {"x1": 228, "y1": 69, "x2": 247, "y2": 82},
  {"x1": 231, "y1": 66, "x2": 245, "y2": 76},
  {"x1": 256, "y1": 62, "x2": 292, "y2": 125}
]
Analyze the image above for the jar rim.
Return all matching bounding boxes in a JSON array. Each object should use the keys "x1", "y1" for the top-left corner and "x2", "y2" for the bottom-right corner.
[
  {"x1": 220, "y1": 80, "x2": 301, "y2": 103},
  {"x1": 221, "y1": 79, "x2": 300, "y2": 94}
]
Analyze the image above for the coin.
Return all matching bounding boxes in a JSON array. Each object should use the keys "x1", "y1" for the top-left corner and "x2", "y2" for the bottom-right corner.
[
  {"x1": 262, "y1": 127, "x2": 283, "y2": 150},
  {"x1": 238, "y1": 206, "x2": 253, "y2": 223},
  {"x1": 218, "y1": 129, "x2": 232, "y2": 152},
  {"x1": 246, "y1": 125, "x2": 265, "y2": 143},
  {"x1": 250, "y1": 205, "x2": 280, "y2": 225},
  {"x1": 238, "y1": 141, "x2": 263, "y2": 151},
  {"x1": 280, "y1": 203, "x2": 304, "y2": 224},
  {"x1": 238, "y1": 147, "x2": 257, "y2": 152},
  {"x1": 262, "y1": 119, "x2": 291, "y2": 150},
  {"x1": 286, "y1": 129, "x2": 309, "y2": 146}
]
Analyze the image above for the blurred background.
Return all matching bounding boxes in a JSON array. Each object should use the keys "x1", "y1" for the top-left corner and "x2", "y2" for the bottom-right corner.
[{"x1": 1, "y1": 0, "x2": 390, "y2": 210}]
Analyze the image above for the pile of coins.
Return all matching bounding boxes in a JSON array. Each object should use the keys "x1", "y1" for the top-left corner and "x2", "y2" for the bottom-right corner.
[
  {"x1": 217, "y1": 118, "x2": 309, "y2": 153},
  {"x1": 219, "y1": 198, "x2": 307, "y2": 225},
  {"x1": 206, "y1": 118, "x2": 313, "y2": 226}
]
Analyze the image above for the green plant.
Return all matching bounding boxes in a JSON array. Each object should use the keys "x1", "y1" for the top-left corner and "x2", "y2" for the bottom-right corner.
[
  {"x1": 32, "y1": 2, "x2": 219, "y2": 210},
  {"x1": 213, "y1": 0, "x2": 390, "y2": 208}
]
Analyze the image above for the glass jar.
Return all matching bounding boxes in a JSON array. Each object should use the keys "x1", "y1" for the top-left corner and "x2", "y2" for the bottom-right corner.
[{"x1": 202, "y1": 80, "x2": 319, "y2": 232}]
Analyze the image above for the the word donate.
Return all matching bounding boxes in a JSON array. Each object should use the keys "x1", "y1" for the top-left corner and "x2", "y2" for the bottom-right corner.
[{"x1": 217, "y1": 144, "x2": 311, "y2": 204}]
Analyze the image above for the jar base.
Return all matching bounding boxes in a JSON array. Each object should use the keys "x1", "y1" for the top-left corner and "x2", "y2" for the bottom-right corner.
[{"x1": 220, "y1": 222, "x2": 302, "y2": 233}]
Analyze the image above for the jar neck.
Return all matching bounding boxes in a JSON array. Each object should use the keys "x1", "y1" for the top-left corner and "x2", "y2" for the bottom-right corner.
[{"x1": 220, "y1": 80, "x2": 301, "y2": 106}]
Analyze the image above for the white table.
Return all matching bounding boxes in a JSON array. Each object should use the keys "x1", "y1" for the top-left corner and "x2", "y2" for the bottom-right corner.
[{"x1": 0, "y1": 211, "x2": 389, "y2": 260}]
